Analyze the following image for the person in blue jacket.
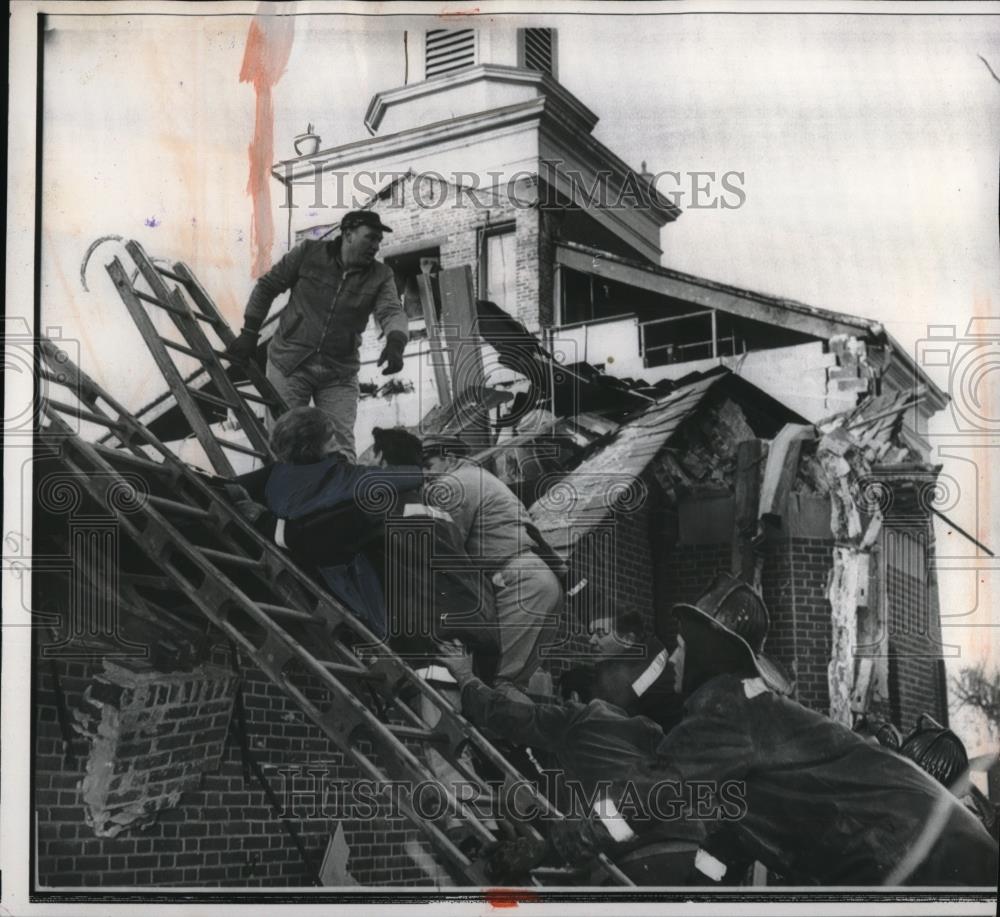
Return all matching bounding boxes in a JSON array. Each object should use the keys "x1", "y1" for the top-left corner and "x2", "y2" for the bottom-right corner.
[{"x1": 235, "y1": 407, "x2": 496, "y2": 658}]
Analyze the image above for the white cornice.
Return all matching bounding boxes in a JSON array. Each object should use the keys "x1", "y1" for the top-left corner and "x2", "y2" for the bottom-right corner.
[
  {"x1": 363, "y1": 64, "x2": 599, "y2": 136},
  {"x1": 538, "y1": 117, "x2": 680, "y2": 225},
  {"x1": 272, "y1": 97, "x2": 548, "y2": 181}
]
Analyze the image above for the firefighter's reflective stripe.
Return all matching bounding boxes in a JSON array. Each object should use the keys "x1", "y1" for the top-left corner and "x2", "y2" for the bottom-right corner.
[
  {"x1": 695, "y1": 848, "x2": 727, "y2": 880},
  {"x1": 415, "y1": 665, "x2": 457, "y2": 685},
  {"x1": 631, "y1": 649, "x2": 668, "y2": 698},
  {"x1": 592, "y1": 796, "x2": 637, "y2": 843},
  {"x1": 275, "y1": 517, "x2": 287, "y2": 548},
  {"x1": 742, "y1": 677, "x2": 768, "y2": 699},
  {"x1": 403, "y1": 503, "x2": 453, "y2": 522}
]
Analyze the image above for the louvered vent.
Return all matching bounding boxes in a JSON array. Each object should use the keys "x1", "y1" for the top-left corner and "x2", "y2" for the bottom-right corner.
[
  {"x1": 425, "y1": 29, "x2": 477, "y2": 78},
  {"x1": 520, "y1": 28, "x2": 555, "y2": 76}
]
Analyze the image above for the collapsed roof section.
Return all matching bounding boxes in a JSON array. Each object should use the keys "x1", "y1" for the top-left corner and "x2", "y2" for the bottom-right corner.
[{"x1": 516, "y1": 368, "x2": 804, "y2": 555}]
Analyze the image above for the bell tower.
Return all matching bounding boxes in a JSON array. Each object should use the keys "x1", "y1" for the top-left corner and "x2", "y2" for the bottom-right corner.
[
  {"x1": 278, "y1": 24, "x2": 677, "y2": 264},
  {"x1": 407, "y1": 27, "x2": 557, "y2": 83}
]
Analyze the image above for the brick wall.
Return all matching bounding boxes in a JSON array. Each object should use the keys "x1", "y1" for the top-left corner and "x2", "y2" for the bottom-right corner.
[
  {"x1": 70, "y1": 660, "x2": 235, "y2": 838},
  {"x1": 772, "y1": 536, "x2": 836, "y2": 713},
  {"x1": 658, "y1": 542, "x2": 732, "y2": 650},
  {"x1": 659, "y1": 530, "x2": 948, "y2": 727},
  {"x1": 539, "y1": 487, "x2": 660, "y2": 691},
  {"x1": 885, "y1": 566, "x2": 949, "y2": 732},
  {"x1": 35, "y1": 643, "x2": 438, "y2": 888},
  {"x1": 661, "y1": 535, "x2": 842, "y2": 715}
]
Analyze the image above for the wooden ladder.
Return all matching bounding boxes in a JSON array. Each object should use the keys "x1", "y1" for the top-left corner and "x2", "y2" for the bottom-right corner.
[
  {"x1": 104, "y1": 240, "x2": 286, "y2": 476},
  {"x1": 36, "y1": 336, "x2": 631, "y2": 887}
]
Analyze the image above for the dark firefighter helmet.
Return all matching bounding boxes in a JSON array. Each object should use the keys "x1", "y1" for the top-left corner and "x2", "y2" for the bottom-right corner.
[{"x1": 898, "y1": 713, "x2": 969, "y2": 787}]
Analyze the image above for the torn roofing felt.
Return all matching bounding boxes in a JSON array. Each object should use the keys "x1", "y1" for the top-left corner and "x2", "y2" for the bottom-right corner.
[{"x1": 528, "y1": 367, "x2": 806, "y2": 556}]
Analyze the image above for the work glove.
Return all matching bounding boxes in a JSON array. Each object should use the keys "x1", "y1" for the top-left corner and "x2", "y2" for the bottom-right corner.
[
  {"x1": 377, "y1": 331, "x2": 408, "y2": 375},
  {"x1": 436, "y1": 639, "x2": 476, "y2": 686},
  {"x1": 225, "y1": 328, "x2": 259, "y2": 363}
]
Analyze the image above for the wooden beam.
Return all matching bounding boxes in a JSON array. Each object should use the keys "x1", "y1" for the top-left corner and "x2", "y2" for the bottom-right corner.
[
  {"x1": 758, "y1": 423, "x2": 813, "y2": 526},
  {"x1": 417, "y1": 266, "x2": 452, "y2": 410},
  {"x1": 554, "y1": 244, "x2": 867, "y2": 340},
  {"x1": 438, "y1": 266, "x2": 487, "y2": 434},
  {"x1": 731, "y1": 438, "x2": 765, "y2": 584}
]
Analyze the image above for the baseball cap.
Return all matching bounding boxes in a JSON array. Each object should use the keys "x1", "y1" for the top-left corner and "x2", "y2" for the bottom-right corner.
[{"x1": 341, "y1": 210, "x2": 393, "y2": 234}]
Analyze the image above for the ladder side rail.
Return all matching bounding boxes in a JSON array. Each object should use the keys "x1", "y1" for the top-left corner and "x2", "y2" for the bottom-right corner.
[
  {"x1": 40, "y1": 348, "x2": 158, "y2": 460},
  {"x1": 96, "y1": 362, "x2": 211, "y2": 446},
  {"x1": 41, "y1": 340, "x2": 571, "y2": 829},
  {"x1": 40, "y1": 418, "x2": 492, "y2": 883},
  {"x1": 124, "y1": 241, "x2": 274, "y2": 462},
  {"x1": 105, "y1": 257, "x2": 236, "y2": 475},
  {"x1": 170, "y1": 260, "x2": 289, "y2": 420},
  {"x1": 39, "y1": 341, "x2": 626, "y2": 882}
]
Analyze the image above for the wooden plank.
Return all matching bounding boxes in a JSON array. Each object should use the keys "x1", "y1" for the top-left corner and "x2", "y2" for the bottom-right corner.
[
  {"x1": 758, "y1": 423, "x2": 813, "y2": 526},
  {"x1": 437, "y1": 265, "x2": 486, "y2": 434},
  {"x1": 417, "y1": 268, "x2": 452, "y2": 409},
  {"x1": 827, "y1": 547, "x2": 863, "y2": 726},
  {"x1": 554, "y1": 243, "x2": 867, "y2": 340},
  {"x1": 731, "y1": 438, "x2": 765, "y2": 583}
]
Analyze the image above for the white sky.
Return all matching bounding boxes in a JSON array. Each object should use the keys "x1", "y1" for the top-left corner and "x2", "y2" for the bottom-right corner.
[{"x1": 21, "y1": 1, "x2": 1000, "y2": 749}]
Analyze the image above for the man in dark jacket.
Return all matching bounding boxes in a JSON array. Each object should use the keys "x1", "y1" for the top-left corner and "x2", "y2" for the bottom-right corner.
[
  {"x1": 437, "y1": 614, "x2": 708, "y2": 885},
  {"x1": 227, "y1": 210, "x2": 408, "y2": 462},
  {"x1": 548, "y1": 573, "x2": 1000, "y2": 886}
]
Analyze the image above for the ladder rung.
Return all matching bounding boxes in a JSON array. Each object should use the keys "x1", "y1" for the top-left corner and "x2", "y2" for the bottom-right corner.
[
  {"x1": 317, "y1": 659, "x2": 388, "y2": 682},
  {"x1": 236, "y1": 390, "x2": 276, "y2": 407},
  {"x1": 196, "y1": 546, "x2": 261, "y2": 568},
  {"x1": 216, "y1": 351, "x2": 259, "y2": 365},
  {"x1": 161, "y1": 337, "x2": 208, "y2": 360},
  {"x1": 45, "y1": 399, "x2": 124, "y2": 431},
  {"x1": 187, "y1": 387, "x2": 240, "y2": 411},
  {"x1": 146, "y1": 494, "x2": 213, "y2": 520},
  {"x1": 386, "y1": 724, "x2": 439, "y2": 742},
  {"x1": 215, "y1": 438, "x2": 268, "y2": 459},
  {"x1": 154, "y1": 265, "x2": 190, "y2": 284},
  {"x1": 133, "y1": 288, "x2": 221, "y2": 327},
  {"x1": 257, "y1": 602, "x2": 318, "y2": 623},
  {"x1": 91, "y1": 442, "x2": 172, "y2": 475},
  {"x1": 134, "y1": 288, "x2": 179, "y2": 311},
  {"x1": 121, "y1": 573, "x2": 180, "y2": 590}
]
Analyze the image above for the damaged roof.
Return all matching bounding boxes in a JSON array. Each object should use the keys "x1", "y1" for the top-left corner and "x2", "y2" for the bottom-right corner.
[
  {"x1": 555, "y1": 240, "x2": 948, "y2": 410},
  {"x1": 529, "y1": 367, "x2": 804, "y2": 554}
]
